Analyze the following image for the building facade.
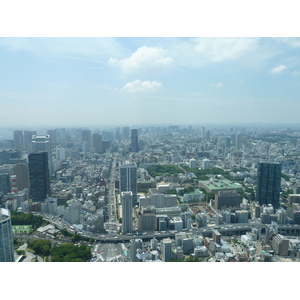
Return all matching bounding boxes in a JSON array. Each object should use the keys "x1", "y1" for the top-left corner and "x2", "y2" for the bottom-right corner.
[
  {"x1": 121, "y1": 191, "x2": 133, "y2": 234},
  {"x1": 119, "y1": 162, "x2": 137, "y2": 205},
  {"x1": 256, "y1": 162, "x2": 282, "y2": 209},
  {"x1": 28, "y1": 151, "x2": 51, "y2": 202},
  {"x1": 0, "y1": 208, "x2": 14, "y2": 262},
  {"x1": 131, "y1": 129, "x2": 139, "y2": 152}
]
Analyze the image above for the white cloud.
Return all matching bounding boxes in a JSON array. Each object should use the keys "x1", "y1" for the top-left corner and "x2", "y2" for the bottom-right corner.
[
  {"x1": 121, "y1": 80, "x2": 162, "y2": 93},
  {"x1": 210, "y1": 82, "x2": 223, "y2": 88},
  {"x1": 270, "y1": 64, "x2": 287, "y2": 74},
  {"x1": 192, "y1": 37, "x2": 259, "y2": 62},
  {"x1": 108, "y1": 46, "x2": 174, "y2": 73},
  {"x1": 275, "y1": 37, "x2": 300, "y2": 48}
]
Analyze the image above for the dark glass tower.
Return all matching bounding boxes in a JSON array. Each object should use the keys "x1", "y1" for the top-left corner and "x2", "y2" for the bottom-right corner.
[
  {"x1": 131, "y1": 129, "x2": 139, "y2": 152},
  {"x1": 29, "y1": 151, "x2": 51, "y2": 202},
  {"x1": 256, "y1": 162, "x2": 282, "y2": 209}
]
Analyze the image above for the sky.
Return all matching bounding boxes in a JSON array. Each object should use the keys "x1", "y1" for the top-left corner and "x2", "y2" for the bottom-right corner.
[{"x1": 1, "y1": 37, "x2": 300, "y2": 128}]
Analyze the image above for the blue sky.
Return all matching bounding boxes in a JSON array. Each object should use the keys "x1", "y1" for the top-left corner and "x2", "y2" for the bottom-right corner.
[{"x1": 1, "y1": 37, "x2": 300, "y2": 128}]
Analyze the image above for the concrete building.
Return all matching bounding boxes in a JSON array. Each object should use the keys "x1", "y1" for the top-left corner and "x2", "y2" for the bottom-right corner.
[
  {"x1": 131, "y1": 129, "x2": 139, "y2": 152},
  {"x1": 161, "y1": 238, "x2": 173, "y2": 262},
  {"x1": 13, "y1": 130, "x2": 23, "y2": 150},
  {"x1": 138, "y1": 205, "x2": 156, "y2": 232},
  {"x1": 13, "y1": 163, "x2": 30, "y2": 191},
  {"x1": 121, "y1": 191, "x2": 133, "y2": 234},
  {"x1": 64, "y1": 200, "x2": 81, "y2": 224},
  {"x1": 236, "y1": 210, "x2": 249, "y2": 223},
  {"x1": 0, "y1": 208, "x2": 14, "y2": 262},
  {"x1": 214, "y1": 190, "x2": 242, "y2": 210},
  {"x1": 119, "y1": 162, "x2": 137, "y2": 205},
  {"x1": 272, "y1": 234, "x2": 289, "y2": 256},
  {"x1": 92, "y1": 133, "x2": 103, "y2": 154},
  {"x1": 202, "y1": 158, "x2": 210, "y2": 170},
  {"x1": 32, "y1": 135, "x2": 53, "y2": 176},
  {"x1": 189, "y1": 158, "x2": 197, "y2": 169}
]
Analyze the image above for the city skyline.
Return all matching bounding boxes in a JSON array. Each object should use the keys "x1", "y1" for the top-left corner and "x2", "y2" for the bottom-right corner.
[{"x1": 1, "y1": 37, "x2": 300, "y2": 128}]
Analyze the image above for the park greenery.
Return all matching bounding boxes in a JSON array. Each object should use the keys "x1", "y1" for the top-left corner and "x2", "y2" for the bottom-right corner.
[
  {"x1": 147, "y1": 165, "x2": 184, "y2": 177},
  {"x1": 26, "y1": 238, "x2": 92, "y2": 261},
  {"x1": 51, "y1": 243, "x2": 91, "y2": 262},
  {"x1": 11, "y1": 212, "x2": 48, "y2": 230}
]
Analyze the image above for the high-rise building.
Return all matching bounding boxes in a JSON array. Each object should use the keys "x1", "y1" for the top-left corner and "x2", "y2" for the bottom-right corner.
[
  {"x1": 236, "y1": 133, "x2": 243, "y2": 150},
  {"x1": 256, "y1": 162, "x2": 282, "y2": 209},
  {"x1": 161, "y1": 238, "x2": 173, "y2": 262},
  {"x1": 92, "y1": 133, "x2": 103, "y2": 153},
  {"x1": 82, "y1": 129, "x2": 91, "y2": 151},
  {"x1": 131, "y1": 129, "x2": 139, "y2": 152},
  {"x1": 121, "y1": 191, "x2": 133, "y2": 234},
  {"x1": 28, "y1": 151, "x2": 51, "y2": 202},
  {"x1": 13, "y1": 130, "x2": 23, "y2": 150},
  {"x1": 32, "y1": 135, "x2": 53, "y2": 175},
  {"x1": 119, "y1": 162, "x2": 137, "y2": 205},
  {"x1": 23, "y1": 130, "x2": 37, "y2": 153},
  {"x1": 0, "y1": 173, "x2": 10, "y2": 195},
  {"x1": 0, "y1": 208, "x2": 15, "y2": 262},
  {"x1": 13, "y1": 163, "x2": 30, "y2": 191}
]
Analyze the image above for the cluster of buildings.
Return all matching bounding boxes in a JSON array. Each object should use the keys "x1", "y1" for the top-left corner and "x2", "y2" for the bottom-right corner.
[{"x1": 2, "y1": 124, "x2": 300, "y2": 261}]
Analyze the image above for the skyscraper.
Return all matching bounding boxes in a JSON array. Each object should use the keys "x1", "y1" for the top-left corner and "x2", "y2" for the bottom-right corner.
[
  {"x1": 119, "y1": 162, "x2": 137, "y2": 205},
  {"x1": 236, "y1": 133, "x2": 243, "y2": 150},
  {"x1": 28, "y1": 151, "x2": 51, "y2": 202},
  {"x1": 256, "y1": 162, "x2": 282, "y2": 209},
  {"x1": 131, "y1": 129, "x2": 139, "y2": 152},
  {"x1": 0, "y1": 208, "x2": 14, "y2": 262},
  {"x1": 13, "y1": 130, "x2": 23, "y2": 150},
  {"x1": 82, "y1": 129, "x2": 91, "y2": 151},
  {"x1": 121, "y1": 191, "x2": 133, "y2": 234},
  {"x1": 32, "y1": 135, "x2": 53, "y2": 175},
  {"x1": 13, "y1": 163, "x2": 30, "y2": 191},
  {"x1": 92, "y1": 133, "x2": 103, "y2": 154},
  {"x1": 23, "y1": 130, "x2": 37, "y2": 153}
]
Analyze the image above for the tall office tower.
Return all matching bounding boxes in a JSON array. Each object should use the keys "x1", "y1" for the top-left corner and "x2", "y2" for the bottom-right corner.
[
  {"x1": 201, "y1": 127, "x2": 205, "y2": 139},
  {"x1": 47, "y1": 129, "x2": 57, "y2": 148},
  {"x1": 115, "y1": 127, "x2": 121, "y2": 140},
  {"x1": 122, "y1": 127, "x2": 130, "y2": 139},
  {"x1": 13, "y1": 130, "x2": 23, "y2": 150},
  {"x1": 23, "y1": 130, "x2": 36, "y2": 153},
  {"x1": 13, "y1": 163, "x2": 30, "y2": 191},
  {"x1": 161, "y1": 238, "x2": 173, "y2": 262},
  {"x1": 131, "y1": 129, "x2": 139, "y2": 152},
  {"x1": 55, "y1": 146, "x2": 66, "y2": 161},
  {"x1": 256, "y1": 162, "x2": 282, "y2": 209},
  {"x1": 225, "y1": 137, "x2": 231, "y2": 149},
  {"x1": 28, "y1": 151, "x2": 51, "y2": 202},
  {"x1": 32, "y1": 135, "x2": 53, "y2": 175},
  {"x1": 92, "y1": 133, "x2": 103, "y2": 153},
  {"x1": 82, "y1": 129, "x2": 91, "y2": 151},
  {"x1": 121, "y1": 191, "x2": 133, "y2": 234},
  {"x1": 0, "y1": 208, "x2": 15, "y2": 262},
  {"x1": 0, "y1": 173, "x2": 10, "y2": 195},
  {"x1": 119, "y1": 162, "x2": 137, "y2": 205},
  {"x1": 235, "y1": 133, "x2": 243, "y2": 150}
]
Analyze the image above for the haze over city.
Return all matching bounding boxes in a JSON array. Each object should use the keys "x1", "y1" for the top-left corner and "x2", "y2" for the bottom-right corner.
[{"x1": 1, "y1": 37, "x2": 300, "y2": 128}]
